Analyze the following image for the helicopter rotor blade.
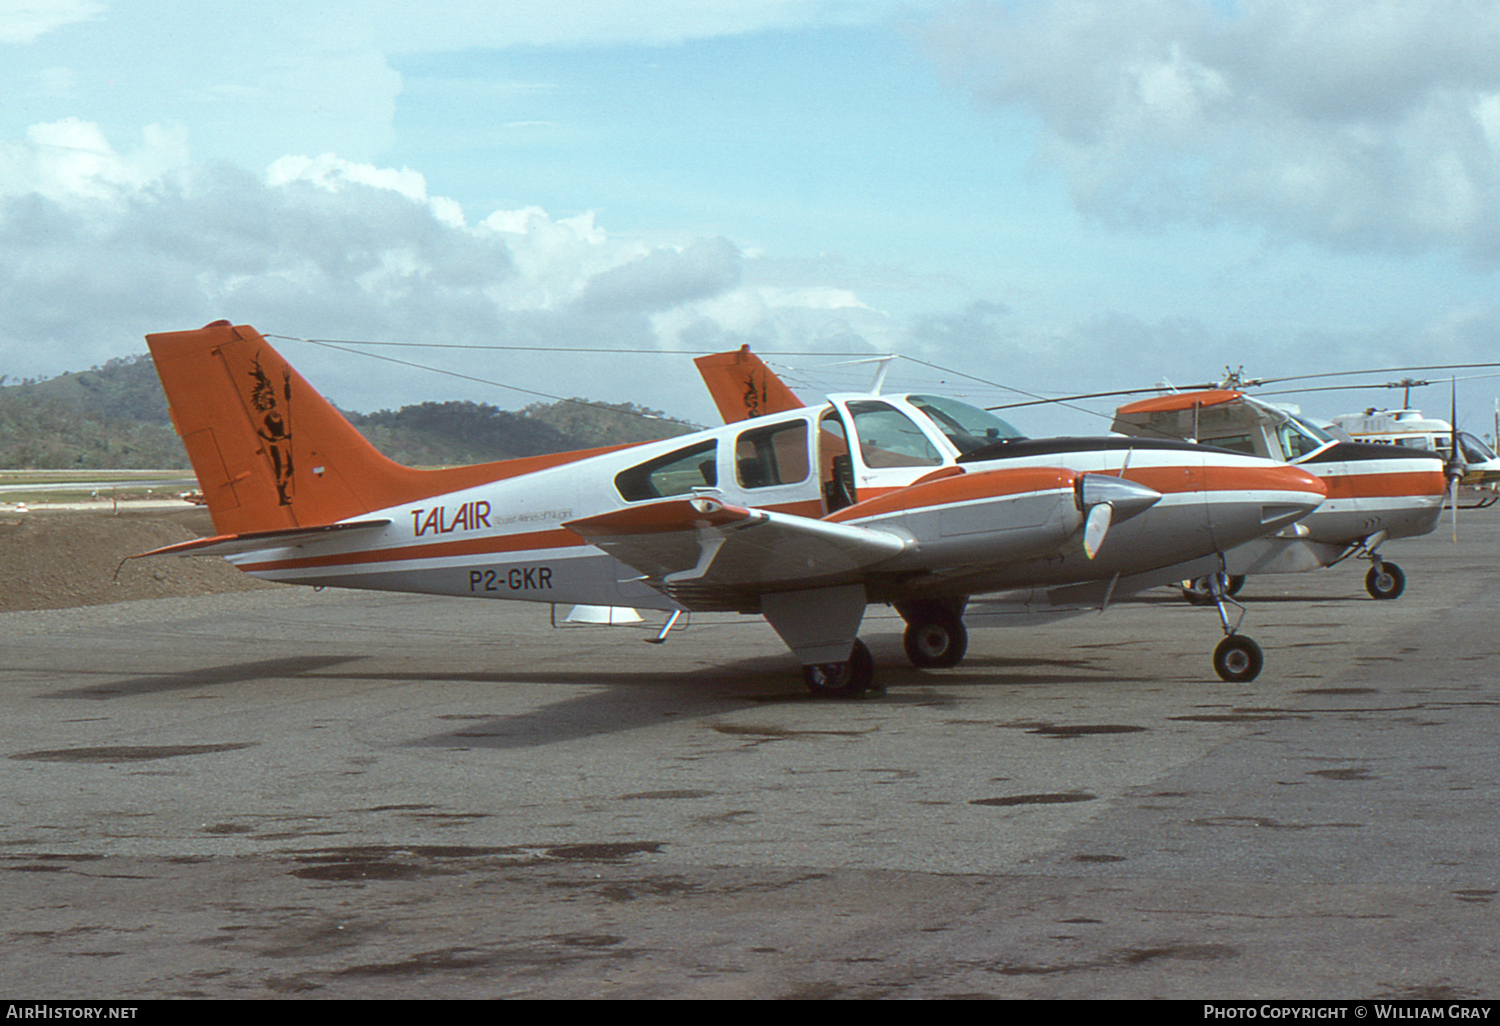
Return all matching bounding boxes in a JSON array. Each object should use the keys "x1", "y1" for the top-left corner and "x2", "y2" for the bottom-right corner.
[{"x1": 980, "y1": 362, "x2": 1500, "y2": 415}]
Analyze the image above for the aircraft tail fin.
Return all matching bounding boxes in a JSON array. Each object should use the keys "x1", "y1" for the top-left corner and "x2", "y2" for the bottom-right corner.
[
  {"x1": 147, "y1": 322, "x2": 620, "y2": 536},
  {"x1": 693, "y1": 345, "x2": 804, "y2": 423}
]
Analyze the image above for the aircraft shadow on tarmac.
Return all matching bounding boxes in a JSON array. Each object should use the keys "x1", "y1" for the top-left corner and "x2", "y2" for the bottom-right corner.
[
  {"x1": 339, "y1": 652, "x2": 1135, "y2": 751},
  {"x1": 40, "y1": 654, "x2": 366, "y2": 700},
  {"x1": 1127, "y1": 590, "x2": 1360, "y2": 605},
  {"x1": 39, "y1": 644, "x2": 1158, "y2": 749}
]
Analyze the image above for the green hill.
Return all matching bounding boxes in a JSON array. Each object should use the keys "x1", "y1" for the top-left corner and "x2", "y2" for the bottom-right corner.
[{"x1": 0, "y1": 354, "x2": 698, "y2": 470}]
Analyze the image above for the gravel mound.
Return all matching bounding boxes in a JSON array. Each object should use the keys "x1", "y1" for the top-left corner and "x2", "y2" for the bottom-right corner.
[{"x1": 0, "y1": 508, "x2": 281, "y2": 612}]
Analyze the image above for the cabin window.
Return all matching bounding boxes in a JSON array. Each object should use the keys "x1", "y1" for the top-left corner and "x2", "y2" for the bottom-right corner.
[
  {"x1": 1204, "y1": 433, "x2": 1257, "y2": 456},
  {"x1": 846, "y1": 401, "x2": 943, "y2": 468},
  {"x1": 615, "y1": 440, "x2": 718, "y2": 501},
  {"x1": 734, "y1": 420, "x2": 810, "y2": 489}
]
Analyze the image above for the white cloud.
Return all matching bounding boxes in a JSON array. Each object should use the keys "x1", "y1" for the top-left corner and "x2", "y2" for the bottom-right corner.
[
  {"x1": 0, "y1": 0, "x2": 102, "y2": 44},
  {"x1": 0, "y1": 119, "x2": 902, "y2": 415},
  {"x1": 575, "y1": 237, "x2": 742, "y2": 313},
  {"x1": 267, "y1": 153, "x2": 467, "y2": 228},
  {"x1": 0, "y1": 118, "x2": 191, "y2": 203},
  {"x1": 923, "y1": 0, "x2": 1500, "y2": 261}
]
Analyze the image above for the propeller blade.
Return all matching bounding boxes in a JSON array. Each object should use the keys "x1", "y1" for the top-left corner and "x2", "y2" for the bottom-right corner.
[
  {"x1": 1451, "y1": 476, "x2": 1459, "y2": 543},
  {"x1": 1451, "y1": 377, "x2": 1459, "y2": 462},
  {"x1": 1083, "y1": 502, "x2": 1111, "y2": 560},
  {"x1": 1448, "y1": 378, "x2": 1461, "y2": 543},
  {"x1": 1074, "y1": 472, "x2": 1161, "y2": 559}
]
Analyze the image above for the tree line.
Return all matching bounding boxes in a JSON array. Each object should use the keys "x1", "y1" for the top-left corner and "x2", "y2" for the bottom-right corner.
[{"x1": 0, "y1": 354, "x2": 696, "y2": 470}]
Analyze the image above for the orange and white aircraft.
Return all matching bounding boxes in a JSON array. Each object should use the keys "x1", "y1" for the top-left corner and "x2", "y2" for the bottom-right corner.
[
  {"x1": 1109, "y1": 390, "x2": 1447, "y2": 600},
  {"x1": 137, "y1": 323, "x2": 1327, "y2": 693},
  {"x1": 700, "y1": 353, "x2": 1447, "y2": 605}
]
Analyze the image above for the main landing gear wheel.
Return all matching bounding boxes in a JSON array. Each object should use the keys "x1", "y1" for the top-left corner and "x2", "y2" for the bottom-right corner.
[
  {"x1": 1213, "y1": 635, "x2": 1263, "y2": 683},
  {"x1": 1365, "y1": 562, "x2": 1406, "y2": 600},
  {"x1": 1182, "y1": 575, "x2": 1245, "y2": 605},
  {"x1": 802, "y1": 639, "x2": 876, "y2": 697},
  {"x1": 903, "y1": 614, "x2": 968, "y2": 669}
]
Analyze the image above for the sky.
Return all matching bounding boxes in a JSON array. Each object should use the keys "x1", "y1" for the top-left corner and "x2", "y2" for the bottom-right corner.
[{"x1": 3, "y1": 0, "x2": 1500, "y2": 436}]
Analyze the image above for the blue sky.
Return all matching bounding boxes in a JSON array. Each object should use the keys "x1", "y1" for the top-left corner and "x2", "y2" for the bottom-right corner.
[{"x1": 3, "y1": 1, "x2": 1500, "y2": 436}]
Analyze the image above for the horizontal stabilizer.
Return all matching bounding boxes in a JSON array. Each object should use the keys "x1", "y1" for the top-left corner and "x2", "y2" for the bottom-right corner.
[{"x1": 130, "y1": 518, "x2": 392, "y2": 560}]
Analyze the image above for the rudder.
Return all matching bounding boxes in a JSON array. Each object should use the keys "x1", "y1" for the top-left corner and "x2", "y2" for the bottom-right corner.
[
  {"x1": 693, "y1": 345, "x2": 804, "y2": 423},
  {"x1": 148, "y1": 322, "x2": 584, "y2": 536}
]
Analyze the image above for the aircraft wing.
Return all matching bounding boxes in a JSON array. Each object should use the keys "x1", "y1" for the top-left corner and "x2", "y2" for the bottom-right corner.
[
  {"x1": 564, "y1": 497, "x2": 910, "y2": 608},
  {"x1": 129, "y1": 518, "x2": 393, "y2": 560}
]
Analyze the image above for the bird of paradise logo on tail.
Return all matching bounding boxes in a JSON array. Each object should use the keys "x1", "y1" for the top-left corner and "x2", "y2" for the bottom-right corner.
[
  {"x1": 692, "y1": 345, "x2": 804, "y2": 423},
  {"x1": 248, "y1": 352, "x2": 294, "y2": 506}
]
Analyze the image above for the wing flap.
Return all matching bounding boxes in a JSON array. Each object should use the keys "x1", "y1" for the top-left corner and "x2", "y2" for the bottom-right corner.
[{"x1": 565, "y1": 497, "x2": 910, "y2": 595}]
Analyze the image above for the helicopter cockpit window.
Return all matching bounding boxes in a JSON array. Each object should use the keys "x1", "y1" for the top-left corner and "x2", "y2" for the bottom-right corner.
[
  {"x1": 907, "y1": 395, "x2": 1026, "y2": 455},
  {"x1": 1460, "y1": 433, "x2": 1497, "y2": 463},
  {"x1": 615, "y1": 440, "x2": 718, "y2": 501},
  {"x1": 846, "y1": 401, "x2": 943, "y2": 468}
]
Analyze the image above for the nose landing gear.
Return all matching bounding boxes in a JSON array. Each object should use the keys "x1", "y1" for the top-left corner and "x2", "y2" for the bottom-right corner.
[
  {"x1": 1203, "y1": 571, "x2": 1263, "y2": 682},
  {"x1": 1364, "y1": 560, "x2": 1406, "y2": 600},
  {"x1": 1213, "y1": 633, "x2": 1264, "y2": 682}
]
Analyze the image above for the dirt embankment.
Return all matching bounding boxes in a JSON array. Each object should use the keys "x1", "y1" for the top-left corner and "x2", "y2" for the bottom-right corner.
[{"x1": 0, "y1": 508, "x2": 280, "y2": 612}]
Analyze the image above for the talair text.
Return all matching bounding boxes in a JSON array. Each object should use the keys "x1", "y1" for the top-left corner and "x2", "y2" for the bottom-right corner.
[{"x1": 411, "y1": 502, "x2": 492, "y2": 537}]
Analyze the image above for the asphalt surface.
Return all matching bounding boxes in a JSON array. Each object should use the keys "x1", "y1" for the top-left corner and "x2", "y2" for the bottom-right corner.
[{"x1": 2, "y1": 517, "x2": 1498, "y2": 999}]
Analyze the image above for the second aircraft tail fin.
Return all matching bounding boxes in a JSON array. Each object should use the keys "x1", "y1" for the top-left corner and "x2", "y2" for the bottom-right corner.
[{"x1": 693, "y1": 345, "x2": 804, "y2": 423}]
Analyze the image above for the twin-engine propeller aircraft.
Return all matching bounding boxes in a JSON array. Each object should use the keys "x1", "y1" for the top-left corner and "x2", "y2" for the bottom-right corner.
[
  {"x1": 698, "y1": 347, "x2": 1337, "y2": 682},
  {"x1": 136, "y1": 323, "x2": 1326, "y2": 694},
  {"x1": 700, "y1": 351, "x2": 1448, "y2": 604},
  {"x1": 1110, "y1": 390, "x2": 1448, "y2": 600}
]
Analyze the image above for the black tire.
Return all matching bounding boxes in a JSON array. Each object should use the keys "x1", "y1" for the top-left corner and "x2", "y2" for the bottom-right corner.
[
  {"x1": 1181, "y1": 575, "x2": 1245, "y2": 604},
  {"x1": 802, "y1": 639, "x2": 876, "y2": 696},
  {"x1": 902, "y1": 615, "x2": 969, "y2": 669},
  {"x1": 1365, "y1": 563, "x2": 1406, "y2": 600},
  {"x1": 1213, "y1": 635, "x2": 1263, "y2": 683},
  {"x1": 1180, "y1": 577, "x2": 1215, "y2": 606}
]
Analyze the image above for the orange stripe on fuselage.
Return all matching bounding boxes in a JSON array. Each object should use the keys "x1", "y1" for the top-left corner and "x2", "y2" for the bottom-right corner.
[
  {"x1": 1315, "y1": 470, "x2": 1446, "y2": 500},
  {"x1": 239, "y1": 528, "x2": 587, "y2": 573},
  {"x1": 1120, "y1": 464, "x2": 1325, "y2": 498},
  {"x1": 825, "y1": 467, "x2": 1077, "y2": 523}
]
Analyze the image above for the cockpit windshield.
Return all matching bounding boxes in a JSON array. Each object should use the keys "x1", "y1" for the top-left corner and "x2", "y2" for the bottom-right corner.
[
  {"x1": 907, "y1": 395, "x2": 1026, "y2": 455},
  {"x1": 1280, "y1": 414, "x2": 1336, "y2": 460},
  {"x1": 1460, "y1": 433, "x2": 1497, "y2": 464}
]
